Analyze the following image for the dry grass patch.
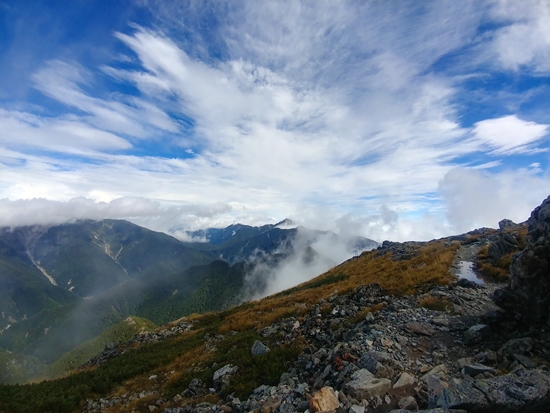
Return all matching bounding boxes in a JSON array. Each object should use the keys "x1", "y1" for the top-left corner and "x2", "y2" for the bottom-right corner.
[
  {"x1": 218, "y1": 240, "x2": 458, "y2": 336},
  {"x1": 418, "y1": 296, "x2": 453, "y2": 312}
]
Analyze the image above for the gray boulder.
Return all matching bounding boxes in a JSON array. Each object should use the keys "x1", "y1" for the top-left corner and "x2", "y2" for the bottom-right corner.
[
  {"x1": 213, "y1": 364, "x2": 238, "y2": 391},
  {"x1": 344, "y1": 369, "x2": 391, "y2": 399},
  {"x1": 498, "y1": 337, "x2": 533, "y2": 357},
  {"x1": 463, "y1": 324, "x2": 490, "y2": 345},
  {"x1": 251, "y1": 340, "x2": 270, "y2": 355}
]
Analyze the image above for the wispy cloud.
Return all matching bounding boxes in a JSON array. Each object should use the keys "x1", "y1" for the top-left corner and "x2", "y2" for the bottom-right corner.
[{"x1": 1, "y1": 1, "x2": 549, "y2": 241}]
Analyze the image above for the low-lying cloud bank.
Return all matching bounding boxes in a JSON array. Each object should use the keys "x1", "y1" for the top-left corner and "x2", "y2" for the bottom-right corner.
[
  {"x1": 2, "y1": 165, "x2": 549, "y2": 244},
  {"x1": 242, "y1": 227, "x2": 375, "y2": 300}
]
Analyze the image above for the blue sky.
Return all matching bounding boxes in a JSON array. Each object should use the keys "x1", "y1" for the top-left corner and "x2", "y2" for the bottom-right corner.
[{"x1": 0, "y1": 0, "x2": 549, "y2": 241}]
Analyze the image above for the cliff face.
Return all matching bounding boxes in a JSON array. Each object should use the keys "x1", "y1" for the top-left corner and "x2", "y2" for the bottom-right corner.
[{"x1": 508, "y1": 195, "x2": 550, "y2": 325}]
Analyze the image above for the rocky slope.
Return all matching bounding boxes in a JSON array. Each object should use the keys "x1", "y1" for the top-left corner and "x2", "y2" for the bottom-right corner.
[{"x1": 82, "y1": 278, "x2": 550, "y2": 413}]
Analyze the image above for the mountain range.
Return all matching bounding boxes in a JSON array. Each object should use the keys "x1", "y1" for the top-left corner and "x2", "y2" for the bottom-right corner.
[
  {"x1": 0, "y1": 196, "x2": 549, "y2": 413},
  {"x1": 0, "y1": 219, "x2": 377, "y2": 383}
]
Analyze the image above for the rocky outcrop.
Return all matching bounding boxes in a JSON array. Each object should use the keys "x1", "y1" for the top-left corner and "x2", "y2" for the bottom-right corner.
[{"x1": 495, "y1": 195, "x2": 550, "y2": 326}]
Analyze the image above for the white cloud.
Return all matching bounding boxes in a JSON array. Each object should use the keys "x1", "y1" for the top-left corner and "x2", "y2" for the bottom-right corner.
[
  {"x1": 489, "y1": 0, "x2": 550, "y2": 72},
  {"x1": 439, "y1": 167, "x2": 550, "y2": 232},
  {"x1": 0, "y1": 197, "x2": 234, "y2": 236},
  {"x1": 1, "y1": 2, "x2": 549, "y2": 243},
  {"x1": 471, "y1": 115, "x2": 548, "y2": 155},
  {"x1": 32, "y1": 60, "x2": 180, "y2": 138},
  {"x1": 0, "y1": 108, "x2": 131, "y2": 154}
]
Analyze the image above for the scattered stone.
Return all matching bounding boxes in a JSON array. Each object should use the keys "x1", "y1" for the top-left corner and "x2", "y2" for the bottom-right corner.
[
  {"x1": 462, "y1": 363, "x2": 496, "y2": 377},
  {"x1": 498, "y1": 337, "x2": 533, "y2": 357},
  {"x1": 397, "y1": 395, "x2": 419, "y2": 410},
  {"x1": 514, "y1": 354, "x2": 537, "y2": 369},
  {"x1": 457, "y1": 357, "x2": 473, "y2": 369},
  {"x1": 251, "y1": 340, "x2": 270, "y2": 355},
  {"x1": 421, "y1": 364, "x2": 448, "y2": 381},
  {"x1": 406, "y1": 322, "x2": 435, "y2": 336},
  {"x1": 463, "y1": 324, "x2": 490, "y2": 345},
  {"x1": 349, "y1": 404, "x2": 365, "y2": 413},
  {"x1": 213, "y1": 364, "x2": 238, "y2": 391}
]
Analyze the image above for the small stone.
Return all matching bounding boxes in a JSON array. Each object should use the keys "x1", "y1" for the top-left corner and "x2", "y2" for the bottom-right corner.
[
  {"x1": 148, "y1": 406, "x2": 157, "y2": 413},
  {"x1": 514, "y1": 354, "x2": 537, "y2": 369},
  {"x1": 349, "y1": 404, "x2": 364, "y2": 413},
  {"x1": 396, "y1": 335, "x2": 408, "y2": 346},
  {"x1": 393, "y1": 372, "x2": 416, "y2": 392},
  {"x1": 381, "y1": 337, "x2": 394, "y2": 348},
  {"x1": 251, "y1": 340, "x2": 271, "y2": 355},
  {"x1": 474, "y1": 351, "x2": 497, "y2": 364},
  {"x1": 463, "y1": 363, "x2": 496, "y2": 377},
  {"x1": 345, "y1": 369, "x2": 391, "y2": 399},
  {"x1": 419, "y1": 364, "x2": 431, "y2": 374},
  {"x1": 457, "y1": 357, "x2": 473, "y2": 369},
  {"x1": 421, "y1": 364, "x2": 448, "y2": 381},
  {"x1": 432, "y1": 318, "x2": 450, "y2": 327},
  {"x1": 398, "y1": 395, "x2": 419, "y2": 410},
  {"x1": 463, "y1": 324, "x2": 490, "y2": 345},
  {"x1": 406, "y1": 321, "x2": 435, "y2": 336}
]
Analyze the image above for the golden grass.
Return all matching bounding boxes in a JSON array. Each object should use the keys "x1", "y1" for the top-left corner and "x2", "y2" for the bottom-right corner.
[{"x1": 218, "y1": 240, "x2": 458, "y2": 334}]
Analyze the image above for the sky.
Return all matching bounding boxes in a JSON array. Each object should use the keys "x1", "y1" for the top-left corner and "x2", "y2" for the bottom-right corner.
[{"x1": 0, "y1": 0, "x2": 549, "y2": 242}]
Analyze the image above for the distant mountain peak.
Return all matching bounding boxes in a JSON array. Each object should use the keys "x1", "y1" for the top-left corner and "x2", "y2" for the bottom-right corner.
[{"x1": 275, "y1": 218, "x2": 294, "y2": 227}]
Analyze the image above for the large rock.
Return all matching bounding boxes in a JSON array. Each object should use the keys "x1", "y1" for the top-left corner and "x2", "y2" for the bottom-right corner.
[
  {"x1": 345, "y1": 369, "x2": 391, "y2": 399},
  {"x1": 309, "y1": 386, "x2": 339, "y2": 413},
  {"x1": 503, "y1": 195, "x2": 550, "y2": 325},
  {"x1": 213, "y1": 364, "x2": 238, "y2": 391}
]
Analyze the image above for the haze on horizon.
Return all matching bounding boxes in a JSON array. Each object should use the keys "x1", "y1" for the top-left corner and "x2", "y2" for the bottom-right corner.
[{"x1": 1, "y1": 0, "x2": 549, "y2": 242}]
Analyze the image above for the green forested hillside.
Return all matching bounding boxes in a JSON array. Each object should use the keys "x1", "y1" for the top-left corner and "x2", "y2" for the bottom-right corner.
[{"x1": 39, "y1": 316, "x2": 157, "y2": 380}]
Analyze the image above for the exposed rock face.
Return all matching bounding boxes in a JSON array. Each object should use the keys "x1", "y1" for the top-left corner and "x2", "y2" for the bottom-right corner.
[{"x1": 500, "y1": 195, "x2": 550, "y2": 325}]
